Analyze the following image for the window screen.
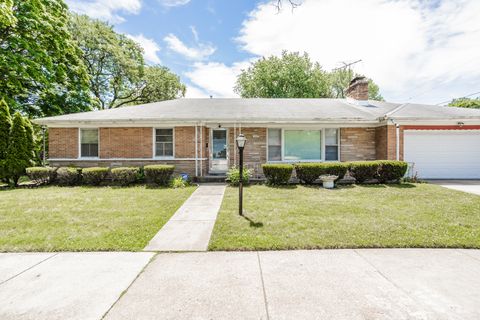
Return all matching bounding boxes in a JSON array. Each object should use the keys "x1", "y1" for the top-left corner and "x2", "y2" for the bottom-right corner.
[
  {"x1": 268, "y1": 129, "x2": 282, "y2": 161},
  {"x1": 80, "y1": 129, "x2": 98, "y2": 158},
  {"x1": 155, "y1": 129, "x2": 173, "y2": 157},
  {"x1": 325, "y1": 128, "x2": 339, "y2": 161}
]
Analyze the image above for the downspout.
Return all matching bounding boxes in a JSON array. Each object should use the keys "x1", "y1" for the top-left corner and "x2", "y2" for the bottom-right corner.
[
  {"x1": 389, "y1": 119, "x2": 400, "y2": 161},
  {"x1": 200, "y1": 123, "x2": 203, "y2": 176},
  {"x1": 42, "y1": 126, "x2": 47, "y2": 166},
  {"x1": 195, "y1": 124, "x2": 198, "y2": 177}
]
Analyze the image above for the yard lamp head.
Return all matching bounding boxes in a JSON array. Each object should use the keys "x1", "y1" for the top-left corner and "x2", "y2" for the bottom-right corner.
[{"x1": 236, "y1": 133, "x2": 247, "y2": 150}]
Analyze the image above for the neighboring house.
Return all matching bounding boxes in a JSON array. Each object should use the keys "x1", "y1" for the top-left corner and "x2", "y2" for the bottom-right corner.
[{"x1": 34, "y1": 77, "x2": 480, "y2": 179}]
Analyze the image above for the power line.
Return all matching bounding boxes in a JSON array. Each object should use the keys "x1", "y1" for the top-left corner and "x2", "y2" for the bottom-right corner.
[{"x1": 436, "y1": 90, "x2": 480, "y2": 105}]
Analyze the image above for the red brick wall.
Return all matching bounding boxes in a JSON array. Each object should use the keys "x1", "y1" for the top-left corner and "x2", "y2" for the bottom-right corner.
[
  {"x1": 340, "y1": 127, "x2": 376, "y2": 161},
  {"x1": 229, "y1": 127, "x2": 266, "y2": 178},
  {"x1": 100, "y1": 128, "x2": 152, "y2": 158},
  {"x1": 49, "y1": 128, "x2": 78, "y2": 158}
]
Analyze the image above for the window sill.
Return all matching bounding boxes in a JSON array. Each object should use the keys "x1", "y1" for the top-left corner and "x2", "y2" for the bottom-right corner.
[
  {"x1": 78, "y1": 157, "x2": 99, "y2": 160},
  {"x1": 153, "y1": 157, "x2": 175, "y2": 160}
]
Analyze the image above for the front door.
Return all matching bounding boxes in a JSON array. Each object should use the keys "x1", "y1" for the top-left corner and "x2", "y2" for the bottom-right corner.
[{"x1": 210, "y1": 128, "x2": 229, "y2": 173}]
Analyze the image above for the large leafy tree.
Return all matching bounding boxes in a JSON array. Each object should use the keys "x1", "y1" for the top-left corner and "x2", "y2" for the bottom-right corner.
[
  {"x1": 329, "y1": 68, "x2": 383, "y2": 101},
  {"x1": 69, "y1": 14, "x2": 186, "y2": 109},
  {"x1": 5, "y1": 112, "x2": 34, "y2": 186},
  {"x1": 235, "y1": 51, "x2": 383, "y2": 100},
  {"x1": 448, "y1": 97, "x2": 480, "y2": 109},
  {"x1": 0, "y1": 100, "x2": 12, "y2": 180},
  {"x1": 0, "y1": 0, "x2": 91, "y2": 117},
  {"x1": 235, "y1": 51, "x2": 331, "y2": 98}
]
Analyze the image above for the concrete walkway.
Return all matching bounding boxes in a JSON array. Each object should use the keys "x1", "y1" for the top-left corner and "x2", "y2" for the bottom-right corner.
[
  {"x1": 105, "y1": 249, "x2": 480, "y2": 320},
  {"x1": 429, "y1": 180, "x2": 480, "y2": 196},
  {"x1": 144, "y1": 184, "x2": 226, "y2": 251}
]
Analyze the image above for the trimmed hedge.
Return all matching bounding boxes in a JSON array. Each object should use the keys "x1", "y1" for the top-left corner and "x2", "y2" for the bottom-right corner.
[
  {"x1": 26, "y1": 167, "x2": 57, "y2": 185},
  {"x1": 294, "y1": 163, "x2": 348, "y2": 184},
  {"x1": 376, "y1": 160, "x2": 408, "y2": 183},
  {"x1": 262, "y1": 164, "x2": 293, "y2": 185},
  {"x1": 56, "y1": 167, "x2": 81, "y2": 185},
  {"x1": 348, "y1": 161, "x2": 379, "y2": 183},
  {"x1": 111, "y1": 167, "x2": 140, "y2": 186},
  {"x1": 144, "y1": 165, "x2": 175, "y2": 186},
  {"x1": 82, "y1": 167, "x2": 109, "y2": 185}
]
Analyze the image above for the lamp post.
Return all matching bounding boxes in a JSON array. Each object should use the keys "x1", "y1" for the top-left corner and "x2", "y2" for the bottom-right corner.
[{"x1": 236, "y1": 133, "x2": 247, "y2": 216}]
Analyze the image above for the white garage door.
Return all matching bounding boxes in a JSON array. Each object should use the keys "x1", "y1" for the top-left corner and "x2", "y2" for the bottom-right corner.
[{"x1": 404, "y1": 130, "x2": 480, "y2": 179}]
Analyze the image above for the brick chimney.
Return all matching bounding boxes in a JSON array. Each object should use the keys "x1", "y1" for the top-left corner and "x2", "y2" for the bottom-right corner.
[{"x1": 346, "y1": 76, "x2": 369, "y2": 105}]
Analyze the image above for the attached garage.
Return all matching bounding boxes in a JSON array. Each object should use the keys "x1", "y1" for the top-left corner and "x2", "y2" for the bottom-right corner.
[{"x1": 404, "y1": 130, "x2": 480, "y2": 179}]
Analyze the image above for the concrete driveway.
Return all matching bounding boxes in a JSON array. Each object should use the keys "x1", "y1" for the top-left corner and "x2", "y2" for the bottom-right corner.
[
  {"x1": 1, "y1": 249, "x2": 480, "y2": 320},
  {"x1": 429, "y1": 180, "x2": 480, "y2": 195}
]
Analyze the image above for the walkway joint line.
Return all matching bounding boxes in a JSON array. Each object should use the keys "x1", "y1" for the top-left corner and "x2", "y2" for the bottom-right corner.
[
  {"x1": 0, "y1": 253, "x2": 59, "y2": 287},
  {"x1": 257, "y1": 252, "x2": 271, "y2": 320}
]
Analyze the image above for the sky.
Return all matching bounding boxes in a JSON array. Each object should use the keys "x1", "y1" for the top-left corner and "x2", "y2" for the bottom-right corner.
[{"x1": 66, "y1": 0, "x2": 480, "y2": 105}]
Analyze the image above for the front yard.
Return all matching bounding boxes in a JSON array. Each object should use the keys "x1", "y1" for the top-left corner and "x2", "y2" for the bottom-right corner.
[
  {"x1": 0, "y1": 186, "x2": 195, "y2": 252},
  {"x1": 209, "y1": 184, "x2": 480, "y2": 250}
]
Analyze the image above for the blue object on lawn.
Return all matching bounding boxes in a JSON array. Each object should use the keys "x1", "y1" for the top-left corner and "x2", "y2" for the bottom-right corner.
[{"x1": 181, "y1": 173, "x2": 189, "y2": 181}]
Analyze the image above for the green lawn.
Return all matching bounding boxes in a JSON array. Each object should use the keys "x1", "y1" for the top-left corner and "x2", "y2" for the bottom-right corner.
[
  {"x1": 209, "y1": 184, "x2": 480, "y2": 250},
  {"x1": 0, "y1": 186, "x2": 195, "y2": 252}
]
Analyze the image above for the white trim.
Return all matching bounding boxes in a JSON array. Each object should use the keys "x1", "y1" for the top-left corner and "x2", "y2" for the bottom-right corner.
[
  {"x1": 209, "y1": 127, "x2": 229, "y2": 173},
  {"x1": 153, "y1": 127, "x2": 175, "y2": 159},
  {"x1": 78, "y1": 127, "x2": 99, "y2": 160}
]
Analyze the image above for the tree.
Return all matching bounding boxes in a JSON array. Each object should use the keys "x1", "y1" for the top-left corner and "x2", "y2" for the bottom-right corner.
[
  {"x1": 129, "y1": 66, "x2": 186, "y2": 106},
  {"x1": 448, "y1": 97, "x2": 480, "y2": 109},
  {"x1": 0, "y1": 0, "x2": 91, "y2": 117},
  {"x1": 329, "y1": 68, "x2": 383, "y2": 101},
  {"x1": 69, "y1": 14, "x2": 144, "y2": 109},
  {"x1": 235, "y1": 51, "x2": 383, "y2": 100},
  {"x1": 69, "y1": 14, "x2": 186, "y2": 109},
  {"x1": 235, "y1": 51, "x2": 331, "y2": 98},
  {"x1": 0, "y1": 100, "x2": 12, "y2": 180},
  {"x1": 5, "y1": 113, "x2": 34, "y2": 186}
]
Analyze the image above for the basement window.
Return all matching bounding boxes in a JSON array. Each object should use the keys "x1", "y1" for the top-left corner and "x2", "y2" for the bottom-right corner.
[{"x1": 80, "y1": 128, "x2": 99, "y2": 158}]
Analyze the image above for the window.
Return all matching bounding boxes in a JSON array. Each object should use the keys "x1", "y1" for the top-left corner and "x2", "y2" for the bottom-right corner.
[
  {"x1": 80, "y1": 129, "x2": 98, "y2": 158},
  {"x1": 268, "y1": 129, "x2": 282, "y2": 161},
  {"x1": 325, "y1": 129, "x2": 339, "y2": 161},
  {"x1": 155, "y1": 129, "x2": 173, "y2": 157},
  {"x1": 284, "y1": 130, "x2": 321, "y2": 161},
  {"x1": 267, "y1": 128, "x2": 340, "y2": 162}
]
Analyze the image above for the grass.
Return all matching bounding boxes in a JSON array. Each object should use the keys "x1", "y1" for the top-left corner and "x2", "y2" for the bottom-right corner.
[
  {"x1": 209, "y1": 183, "x2": 480, "y2": 250},
  {"x1": 0, "y1": 185, "x2": 195, "y2": 252}
]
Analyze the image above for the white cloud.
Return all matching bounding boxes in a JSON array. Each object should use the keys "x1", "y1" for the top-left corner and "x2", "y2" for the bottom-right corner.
[
  {"x1": 66, "y1": 0, "x2": 141, "y2": 23},
  {"x1": 127, "y1": 34, "x2": 162, "y2": 64},
  {"x1": 185, "y1": 61, "x2": 251, "y2": 98},
  {"x1": 236, "y1": 0, "x2": 480, "y2": 104},
  {"x1": 158, "y1": 0, "x2": 190, "y2": 7},
  {"x1": 184, "y1": 85, "x2": 209, "y2": 98},
  {"x1": 164, "y1": 33, "x2": 216, "y2": 60}
]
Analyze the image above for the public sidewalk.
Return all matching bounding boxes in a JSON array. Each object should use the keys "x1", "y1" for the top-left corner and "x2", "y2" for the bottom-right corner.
[
  {"x1": 1, "y1": 249, "x2": 480, "y2": 319},
  {"x1": 143, "y1": 184, "x2": 226, "y2": 251}
]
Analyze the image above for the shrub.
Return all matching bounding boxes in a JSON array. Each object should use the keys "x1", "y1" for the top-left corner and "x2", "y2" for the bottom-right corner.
[
  {"x1": 294, "y1": 163, "x2": 348, "y2": 184},
  {"x1": 144, "y1": 165, "x2": 175, "y2": 186},
  {"x1": 170, "y1": 175, "x2": 190, "y2": 188},
  {"x1": 376, "y1": 161, "x2": 408, "y2": 183},
  {"x1": 348, "y1": 161, "x2": 380, "y2": 183},
  {"x1": 26, "y1": 166, "x2": 57, "y2": 185},
  {"x1": 82, "y1": 167, "x2": 109, "y2": 185},
  {"x1": 262, "y1": 164, "x2": 293, "y2": 185},
  {"x1": 56, "y1": 167, "x2": 81, "y2": 185},
  {"x1": 226, "y1": 166, "x2": 252, "y2": 186},
  {"x1": 111, "y1": 167, "x2": 139, "y2": 186}
]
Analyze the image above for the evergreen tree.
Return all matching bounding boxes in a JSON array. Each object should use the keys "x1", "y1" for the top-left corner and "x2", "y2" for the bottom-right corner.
[
  {"x1": 0, "y1": 99, "x2": 12, "y2": 180},
  {"x1": 5, "y1": 113, "x2": 33, "y2": 186}
]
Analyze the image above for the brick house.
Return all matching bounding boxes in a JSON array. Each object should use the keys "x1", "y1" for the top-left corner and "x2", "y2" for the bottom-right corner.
[{"x1": 34, "y1": 77, "x2": 480, "y2": 179}]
